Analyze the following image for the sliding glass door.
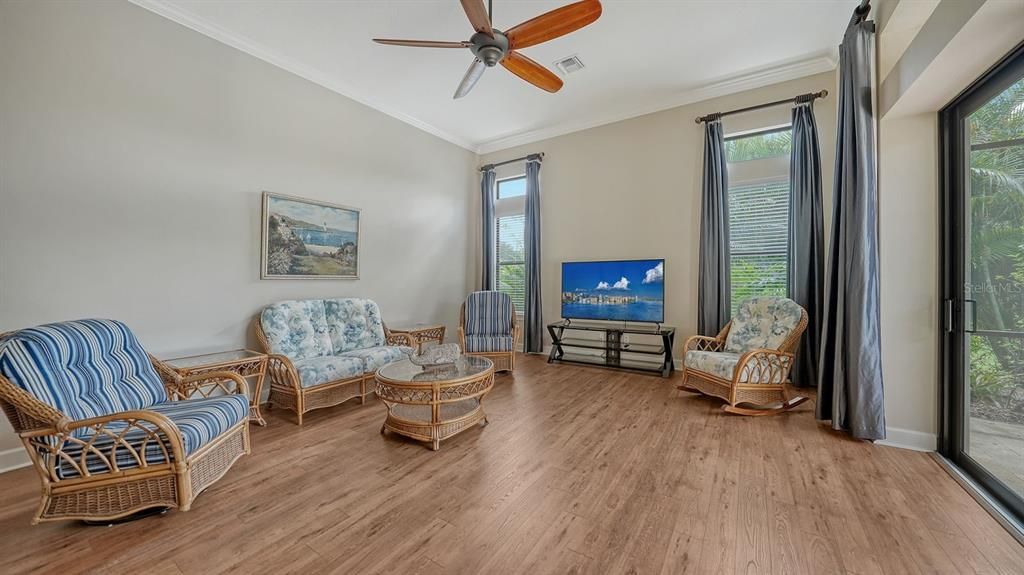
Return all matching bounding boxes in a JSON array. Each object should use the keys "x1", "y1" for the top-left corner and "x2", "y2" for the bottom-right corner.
[{"x1": 940, "y1": 43, "x2": 1024, "y2": 523}]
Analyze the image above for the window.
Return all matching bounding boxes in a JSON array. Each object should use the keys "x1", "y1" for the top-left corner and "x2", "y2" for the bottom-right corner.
[
  {"x1": 494, "y1": 175, "x2": 527, "y2": 313},
  {"x1": 496, "y1": 214, "x2": 525, "y2": 312},
  {"x1": 728, "y1": 181, "x2": 789, "y2": 312},
  {"x1": 726, "y1": 128, "x2": 791, "y2": 313},
  {"x1": 497, "y1": 176, "x2": 527, "y2": 199},
  {"x1": 725, "y1": 128, "x2": 792, "y2": 162}
]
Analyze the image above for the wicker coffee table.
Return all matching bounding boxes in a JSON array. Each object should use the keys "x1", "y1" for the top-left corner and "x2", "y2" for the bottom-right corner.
[{"x1": 375, "y1": 356, "x2": 494, "y2": 451}]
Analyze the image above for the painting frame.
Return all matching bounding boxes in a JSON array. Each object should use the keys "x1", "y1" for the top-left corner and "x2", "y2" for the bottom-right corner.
[{"x1": 261, "y1": 191, "x2": 361, "y2": 280}]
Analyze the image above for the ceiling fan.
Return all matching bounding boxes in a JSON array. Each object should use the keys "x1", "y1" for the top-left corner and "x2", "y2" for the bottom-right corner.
[{"x1": 373, "y1": 0, "x2": 602, "y2": 99}]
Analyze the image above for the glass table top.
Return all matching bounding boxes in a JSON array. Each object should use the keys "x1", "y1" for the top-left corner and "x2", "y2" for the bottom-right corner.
[
  {"x1": 165, "y1": 349, "x2": 263, "y2": 369},
  {"x1": 377, "y1": 355, "x2": 493, "y2": 383}
]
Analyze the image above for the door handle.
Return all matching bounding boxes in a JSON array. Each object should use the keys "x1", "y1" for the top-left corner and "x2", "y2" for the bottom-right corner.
[
  {"x1": 944, "y1": 300, "x2": 954, "y2": 333},
  {"x1": 965, "y1": 299, "x2": 977, "y2": 334}
]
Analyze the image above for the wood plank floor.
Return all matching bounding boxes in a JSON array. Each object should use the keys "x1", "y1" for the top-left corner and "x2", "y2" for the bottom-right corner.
[{"x1": 1, "y1": 354, "x2": 1022, "y2": 574}]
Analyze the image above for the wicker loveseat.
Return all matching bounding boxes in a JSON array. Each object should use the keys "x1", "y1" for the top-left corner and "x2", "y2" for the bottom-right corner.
[
  {"x1": 0, "y1": 319, "x2": 251, "y2": 524},
  {"x1": 255, "y1": 298, "x2": 415, "y2": 425},
  {"x1": 678, "y1": 297, "x2": 809, "y2": 416},
  {"x1": 458, "y1": 291, "x2": 521, "y2": 372}
]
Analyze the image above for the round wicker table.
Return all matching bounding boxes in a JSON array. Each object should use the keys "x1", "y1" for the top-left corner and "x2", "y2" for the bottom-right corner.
[{"x1": 375, "y1": 356, "x2": 495, "y2": 451}]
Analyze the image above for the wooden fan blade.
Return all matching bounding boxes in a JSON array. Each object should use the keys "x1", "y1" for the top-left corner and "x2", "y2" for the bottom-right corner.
[
  {"x1": 454, "y1": 58, "x2": 487, "y2": 99},
  {"x1": 506, "y1": 0, "x2": 602, "y2": 49},
  {"x1": 501, "y1": 51, "x2": 563, "y2": 93},
  {"x1": 373, "y1": 39, "x2": 471, "y2": 48},
  {"x1": 460, "y1": 0, "x2": 493, "y2": 37}
]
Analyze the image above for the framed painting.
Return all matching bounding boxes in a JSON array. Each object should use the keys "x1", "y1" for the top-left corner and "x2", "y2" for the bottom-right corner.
[{"x1": 261, "y1": 192, "x2": 360, "y2": 279}]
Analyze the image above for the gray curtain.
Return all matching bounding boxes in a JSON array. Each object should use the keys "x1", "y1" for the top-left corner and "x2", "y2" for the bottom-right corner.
[
  {"x1": 816, "y1": 15, "x2": 886, "y2": 440},
  {"x1": 480, "y1": 165, "x2": 496, "y2": 290},
  {"x1": 698, "y1": 118, "x2": 731, "y2": 336},
  {"x1": 524, "y1": 154, "x2": 544, "y2": 353},
  {"x1": 788, "y1": 101, "x2": 824, "y2": 388}
]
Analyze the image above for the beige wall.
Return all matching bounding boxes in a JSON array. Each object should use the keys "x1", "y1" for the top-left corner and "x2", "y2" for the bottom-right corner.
[
  {"x1": 0, "y1": 1, "x2": 476, "y2": 465},
  {"x1": 478, "y1": 72, "x2": 838, "y2": 357},
  {"x1": 877, "y1": 113, "x2": 940, "y2": 444}
]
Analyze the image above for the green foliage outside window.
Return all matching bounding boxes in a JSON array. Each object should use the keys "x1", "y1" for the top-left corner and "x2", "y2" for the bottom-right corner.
[{"x1": 966, "y1": 77, "x2": 1024, "y2": 422}]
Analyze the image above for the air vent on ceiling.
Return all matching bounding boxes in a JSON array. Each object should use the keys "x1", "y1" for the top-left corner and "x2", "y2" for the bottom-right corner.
[{"x1": 554, "y1": 55, "x2": 585, "y2": 75}]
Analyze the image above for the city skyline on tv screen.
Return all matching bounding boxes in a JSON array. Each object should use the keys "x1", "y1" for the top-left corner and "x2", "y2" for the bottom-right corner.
[{"x1": 561, "y1": 259, "x2": 664, "y2": 323}]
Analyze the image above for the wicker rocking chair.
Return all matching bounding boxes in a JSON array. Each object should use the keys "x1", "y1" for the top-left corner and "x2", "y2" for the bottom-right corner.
[
  {"x1": 678, "y1": 297, "x2": 809, "y2": 416},
  {"x1": 0, "y1": 319, "x2": 251, "y2": 524}
]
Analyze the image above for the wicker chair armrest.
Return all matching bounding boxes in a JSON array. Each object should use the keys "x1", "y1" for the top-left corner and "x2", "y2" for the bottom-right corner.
[
  {"x1": 266, "y1": 354, "x2": 301, "y2": 391},
  {"x1": 169, "y1": 371, "x2": 249, "y2": 401},
  {"x1": 734, "y1": 349, "x2": 796, "y2": 385},
  {"x1": 457, "y1": 326, "x2": 466, "y2": 351},
  {"x1": 513, "y1": 323, "x2": 522, "y2": 350},
  {"x1": 684, "y1": 335, "x2": 725, "y2": 353},
  {"x1": 25, "y1": 410, "x2": 187, "y2": 482},
  {"x1": 386, "y1": 332, "x2": 416, "y2": 348}
]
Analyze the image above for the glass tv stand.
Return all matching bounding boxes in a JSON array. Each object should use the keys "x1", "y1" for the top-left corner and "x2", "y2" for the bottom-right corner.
[{"x1": 546, "y1": 320, "x2": 676, "y2": 377}]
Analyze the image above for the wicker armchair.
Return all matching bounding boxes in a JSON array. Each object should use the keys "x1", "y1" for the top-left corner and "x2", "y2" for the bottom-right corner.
[
  {"x1": 254, "y1": 298, "x2": 415, "y2": 425},
  {"x1": 678, "y1": 297, "x2": 809, "y2": 416},
  {"x1": 458, "y1": 291, "x2": 521, "y2": 372},
  {"x1": 0, "y1": 319, "x2": 251, "y2": 524}
]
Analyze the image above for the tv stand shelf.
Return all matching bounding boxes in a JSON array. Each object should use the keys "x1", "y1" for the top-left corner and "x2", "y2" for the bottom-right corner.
[{"x1": 547, "y1": 320, "x2": 675, "y2": 377}]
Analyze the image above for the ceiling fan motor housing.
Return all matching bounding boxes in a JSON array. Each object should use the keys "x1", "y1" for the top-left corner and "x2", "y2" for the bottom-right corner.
[{"x1": 470, "y1": 31, "x2": 509, "y2": 67}]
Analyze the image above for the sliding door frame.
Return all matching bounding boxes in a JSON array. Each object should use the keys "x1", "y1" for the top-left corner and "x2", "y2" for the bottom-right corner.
[{"x1": 938, "y1": 41, "x2": 1024, "y2": 524}]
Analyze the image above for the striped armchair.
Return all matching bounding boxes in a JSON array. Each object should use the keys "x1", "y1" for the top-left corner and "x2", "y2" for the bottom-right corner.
[
  {"x1": 458, "y1": 291, "x2": 521, "y2": 372},
  {"x1": 0, "y1": 319, "x2": 250, "y2": 524}
]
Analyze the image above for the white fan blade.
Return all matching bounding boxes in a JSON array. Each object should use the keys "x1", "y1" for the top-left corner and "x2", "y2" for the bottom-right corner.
[{"x1": 454, "y1": 58, "x2": 486, "y2": 99}]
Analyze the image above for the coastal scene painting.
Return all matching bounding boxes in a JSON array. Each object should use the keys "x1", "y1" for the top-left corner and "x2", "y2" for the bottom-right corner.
[{"x1": 261, "y1": 192, "x2": 360, "y2": 279}]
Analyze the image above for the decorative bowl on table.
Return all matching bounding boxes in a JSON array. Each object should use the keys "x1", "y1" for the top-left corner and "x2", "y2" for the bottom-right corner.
[{"x1": 408, "y1": 342, "x2": 461, "y2": 369}]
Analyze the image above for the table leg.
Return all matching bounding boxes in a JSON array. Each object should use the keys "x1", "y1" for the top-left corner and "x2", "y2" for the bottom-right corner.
[{"x1": 250, "y1": 367, "x2": 268, "y2": 426}]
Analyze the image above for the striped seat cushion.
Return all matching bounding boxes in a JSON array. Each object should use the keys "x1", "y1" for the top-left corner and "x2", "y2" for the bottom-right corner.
[
  {"x1": 464, "y1": 291, "x2": 514, "y2": 337},
  {"x1": 0, "y1": 319, "x2": 167, "y2": 423},
  {"x1": 464, "y1": 335, "x2": 514, "y2": 353},
  {"x1": 54, "y1": 395, "x2": 249, "y2": 479}
]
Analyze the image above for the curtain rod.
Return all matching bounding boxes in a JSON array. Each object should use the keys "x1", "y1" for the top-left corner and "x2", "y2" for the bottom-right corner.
[
  {"x1": 694, "y1": 90, "x2": 828, "y2": 125},
  {"x1": 479, "y1": 153, "x2": 544, "y2": 172}
]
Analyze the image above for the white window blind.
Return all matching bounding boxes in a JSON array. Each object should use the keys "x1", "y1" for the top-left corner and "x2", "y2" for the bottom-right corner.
[
  {"x1": 496, "y1": 214, "x2": 526, "y2": 312},
  {"x1": 728, "y1": 180, "x2": 789, "y2": 313}
]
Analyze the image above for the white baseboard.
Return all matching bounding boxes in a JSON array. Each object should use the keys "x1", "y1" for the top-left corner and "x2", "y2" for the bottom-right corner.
[
  {"x1": 878, "y1": 427, "x2": 937, "y2": 452},
  {"x1": 0, "y1": 447, "x2": 31, "y2": 474}
]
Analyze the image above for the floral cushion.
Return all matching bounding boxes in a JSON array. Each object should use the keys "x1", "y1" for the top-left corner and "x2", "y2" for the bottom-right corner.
[
  {"x1": 292, "y1": 356, "x2": 365, "y2": 388},
  {"x1": 723, "y1": 297, "x2": 804, "y2": 353},
  {"x1": 260, "y1": 300, "x2": 333, "y2": 360},
  {"x1": 464, "y1": 335, "x2": 515, "y2": 353},
  {"x1": 324, "y1": 299, "x2": 387, "y2": 353},
  {"x1": 339, "y1": 346, "x2": 414, "y2": 373},
  {"x1": 684, "y1": 350, "x2": 786, "y2": 384}
]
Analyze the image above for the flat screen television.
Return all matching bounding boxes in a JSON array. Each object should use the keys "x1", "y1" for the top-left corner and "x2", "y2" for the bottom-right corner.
[{"x1": 561, "y1": 259, "x2": 665, "y2": 323}]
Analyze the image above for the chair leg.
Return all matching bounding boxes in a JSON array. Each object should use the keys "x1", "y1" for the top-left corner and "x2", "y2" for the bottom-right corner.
[{"x1": 722, "y1": 396, "x2": 809, "y2": 416}]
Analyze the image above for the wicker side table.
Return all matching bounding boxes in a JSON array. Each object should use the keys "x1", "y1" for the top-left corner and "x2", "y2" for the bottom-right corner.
[
  {"x1": 164, "y1": 349, "x2": 269, "y2": 425},
  {"x1": 386, "y1": 324, "x2": 447, "y2": 352},
  {"x1": 375, "y1": 356, "x2": 494, "y2": 451}
]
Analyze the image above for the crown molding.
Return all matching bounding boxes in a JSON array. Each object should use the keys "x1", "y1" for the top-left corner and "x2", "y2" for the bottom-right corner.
[
  {"x1": 475, "y1": 52, "x2": 837, "y2": 155},
  {"x1": 128, "y1": 0, "x2": 478, "y2": 152}
]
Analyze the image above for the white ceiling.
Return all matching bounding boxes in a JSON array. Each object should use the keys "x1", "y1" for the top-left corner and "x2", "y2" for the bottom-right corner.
[{"x1": 132, "y1": 0, "x2": 857, "y2": 153}]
